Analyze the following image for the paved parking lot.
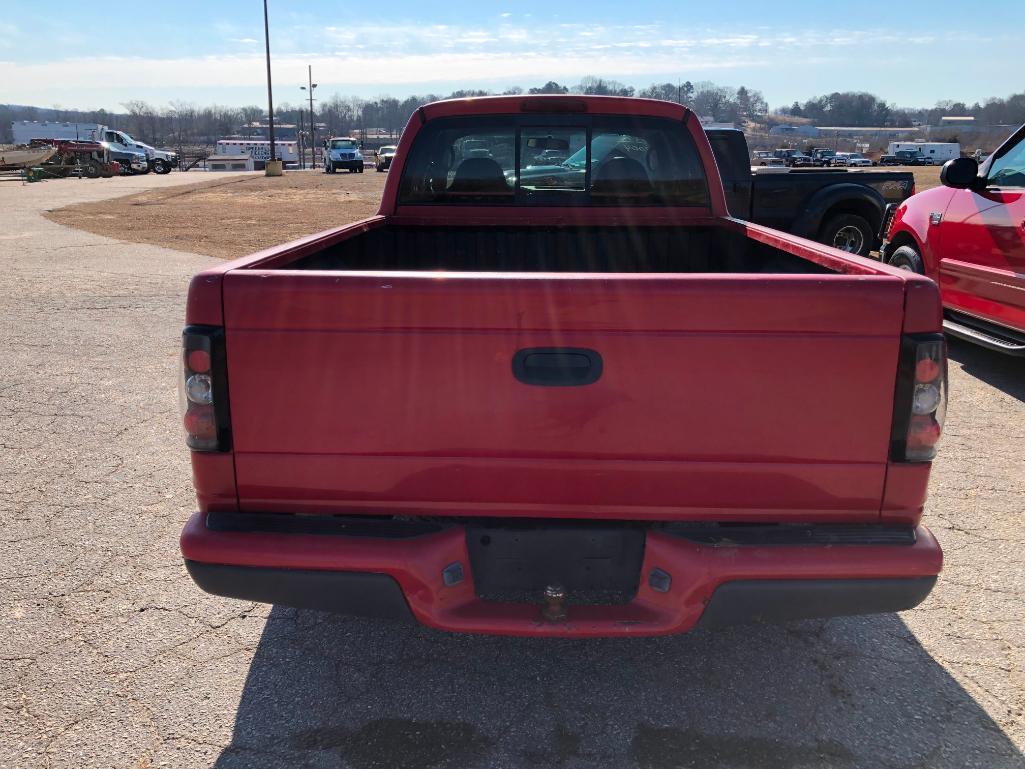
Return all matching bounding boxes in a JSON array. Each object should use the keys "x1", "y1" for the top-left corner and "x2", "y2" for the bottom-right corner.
[{"x1": 2, "y1": 173, "x2": 1023, "y2": 768}]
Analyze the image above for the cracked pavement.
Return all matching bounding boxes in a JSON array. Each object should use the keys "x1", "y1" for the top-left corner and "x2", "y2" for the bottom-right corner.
[{"x1": 1, "y1": 173, "x2": 1023, "y2": 769}]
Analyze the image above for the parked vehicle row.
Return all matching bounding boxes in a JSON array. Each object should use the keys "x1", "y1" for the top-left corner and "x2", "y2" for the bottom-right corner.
[
  {"x1": 12, "y1": 121, "x2": 178, "y2": 174},
  {"x1": 757, "y1": 142, "x2": 964, "y2": 169}
]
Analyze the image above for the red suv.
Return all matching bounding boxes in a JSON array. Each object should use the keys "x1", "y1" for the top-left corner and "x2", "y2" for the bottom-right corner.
[{"x1": 881, "y1": 124, "x2": 1025, "y2": 354}]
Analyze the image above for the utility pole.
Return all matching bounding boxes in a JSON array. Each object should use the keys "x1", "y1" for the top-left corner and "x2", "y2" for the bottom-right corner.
[
  {"x1": 262, "y1": 0, "x2": 276, "y2": 165},
  {"x1": 301, "y1": 66, "x2": 317, "y2": 169},
  {"x1": 298, "y1": 111, "x2": 305, "y2": 169}
]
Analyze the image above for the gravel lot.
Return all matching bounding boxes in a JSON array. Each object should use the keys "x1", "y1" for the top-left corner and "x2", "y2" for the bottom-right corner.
[{"x1": 1, "y1": 172, "x2": 1022, "y2": 769}]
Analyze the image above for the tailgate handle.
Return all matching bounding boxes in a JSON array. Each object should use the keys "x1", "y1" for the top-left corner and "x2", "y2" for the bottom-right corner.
[{"x1": 512, "y1": 348, "x2": 603, "y2": 387}]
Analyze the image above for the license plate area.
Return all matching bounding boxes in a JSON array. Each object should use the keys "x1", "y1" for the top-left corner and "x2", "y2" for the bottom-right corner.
[{"x1": 466, "y1": 523, "x2": 646, "y2": 605}]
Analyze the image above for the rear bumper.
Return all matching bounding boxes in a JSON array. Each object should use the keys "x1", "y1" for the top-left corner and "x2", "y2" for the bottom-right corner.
[{"x1": 180, "y1": 513, "x2": 942, "y2": 637}]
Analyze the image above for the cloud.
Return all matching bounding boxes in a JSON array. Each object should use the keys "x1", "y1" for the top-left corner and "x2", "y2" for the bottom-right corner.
[{"x1": 0, "y1": 21, "x2": 984, "y2": 107}]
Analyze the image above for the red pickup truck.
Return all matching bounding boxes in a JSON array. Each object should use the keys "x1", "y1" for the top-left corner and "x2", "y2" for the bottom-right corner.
[
  {"x1": 179, "y1": 96, "x2": 945, "y2": 637},
  {"x1": 880, "y1": 123, "x2": 1025, "y2": 355}
]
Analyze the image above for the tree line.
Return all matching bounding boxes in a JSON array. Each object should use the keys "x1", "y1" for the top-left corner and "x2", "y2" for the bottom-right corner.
[
  {"x1": 779, "y1": 91, "x2": 1025, "y2": 128},
  {"x1": 0, "y1": 78, "x2": 769, "y2": 146},
  {"x1": 3, "y1": 79, "x2": 1024, "y2": 146}
]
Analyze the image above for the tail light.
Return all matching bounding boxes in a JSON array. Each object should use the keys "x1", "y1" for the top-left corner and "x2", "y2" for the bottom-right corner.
[
  {"x1": 180, "y1": 326, "x2": 231, "y2": 451},
  {"x1": 890, "y1": 334, "x2": 947, "y2": 462}
]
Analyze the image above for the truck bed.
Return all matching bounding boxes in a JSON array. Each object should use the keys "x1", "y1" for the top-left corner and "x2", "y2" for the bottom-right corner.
[
  {"x1": 220, "y1": 221, "x2": 906, "y2": 522},
  {"x1": 287, "y1": 225, "x2": 832, "y2": 274}
]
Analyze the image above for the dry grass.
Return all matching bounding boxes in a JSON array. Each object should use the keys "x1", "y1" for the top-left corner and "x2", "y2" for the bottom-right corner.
[
  {"x1": 45, "y1": 170, "x2": 387, "y2": 259},
  {"x1": 908, "y1": 165, "x2": 942, "y2": 192}
]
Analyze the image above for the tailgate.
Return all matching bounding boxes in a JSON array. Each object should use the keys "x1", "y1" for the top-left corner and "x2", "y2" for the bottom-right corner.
[{"x1": 222, "y1": 270, "x2": 905, "y2": 521}]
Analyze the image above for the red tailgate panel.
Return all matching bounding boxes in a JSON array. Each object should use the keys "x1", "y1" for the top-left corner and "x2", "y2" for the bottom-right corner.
[{"x1": 223, "y1": 270, "x2": 905, "y2": 521}]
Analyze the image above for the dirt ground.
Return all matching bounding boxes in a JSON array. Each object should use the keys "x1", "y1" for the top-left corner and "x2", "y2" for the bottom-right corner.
[
  {"x1": 44, "y1": 169, "x2": 387, "y2": 259},
  {"x1": 44, "y1": 165, "x2": 942, "y2": 260}
]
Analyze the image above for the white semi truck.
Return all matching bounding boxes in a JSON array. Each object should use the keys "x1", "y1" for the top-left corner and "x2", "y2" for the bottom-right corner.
[{"x1": 11, "y1": 122, "x2": 177, "y2": 174}]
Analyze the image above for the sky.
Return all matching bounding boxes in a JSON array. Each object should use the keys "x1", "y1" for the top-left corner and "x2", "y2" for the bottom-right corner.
[{"x1": 1, "y1": 0, "x2": 1021, "y2": 112}]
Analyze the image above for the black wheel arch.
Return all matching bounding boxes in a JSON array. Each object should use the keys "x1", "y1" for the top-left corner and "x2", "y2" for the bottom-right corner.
[
  {"x1": 882, "y1": 230, "x2": 922, "y2": 263},
  {"x1": 791, "y1": 184, "x2": 886, "y2": 242}
]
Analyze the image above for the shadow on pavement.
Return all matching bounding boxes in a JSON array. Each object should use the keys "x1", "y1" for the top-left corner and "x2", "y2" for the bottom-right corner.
[
  {"x1": 213, "y1": 608, "x2": 1021, "y2": 768},
  {"x1": 948, "y1": 337, "x2": 1025, "y2": 403}
]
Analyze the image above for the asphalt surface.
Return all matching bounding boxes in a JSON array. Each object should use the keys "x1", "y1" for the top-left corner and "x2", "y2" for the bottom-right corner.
[{"x1": 2, "y1": 173, "x2": 1023, "y2": 769}]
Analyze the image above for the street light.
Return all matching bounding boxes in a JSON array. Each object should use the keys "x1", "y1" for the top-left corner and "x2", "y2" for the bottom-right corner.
[{"x1": 300, "y1": 67, "x2": 317, "y2": 169}]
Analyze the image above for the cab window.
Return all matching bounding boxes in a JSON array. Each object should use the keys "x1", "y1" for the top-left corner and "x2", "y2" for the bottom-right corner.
[
  {"x1": 988, "y1": 134, "x2": 1025, "y2": 188},
  {"x1": 398, "y1": 115, "x2": 709, "y2": 207}
]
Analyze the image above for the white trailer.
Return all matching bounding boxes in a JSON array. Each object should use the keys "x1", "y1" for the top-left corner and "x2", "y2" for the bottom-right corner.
[
  {"x1": 215, "y1": 139, "x2": 298, "y2": 169},
  {"x1": 887, "y1": 141, "x2": 961, "y2": 165}
]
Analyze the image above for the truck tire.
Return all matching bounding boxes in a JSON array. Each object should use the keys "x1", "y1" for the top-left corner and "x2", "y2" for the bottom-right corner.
[
  {"x1": 820, "y1": 213, "x2": 874, "y2": 257},
  {"x1": 152, "y1": 158, "x2": 170, "y2": 174},
  {"x1": 82, "y1": 161, "x2": 101, "y2": 179},
  {"x1": 888, "y1": 245, "x2": 925, "y2": 274}
]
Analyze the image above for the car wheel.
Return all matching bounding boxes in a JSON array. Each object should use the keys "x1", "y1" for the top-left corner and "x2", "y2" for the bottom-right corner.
[
  {"x1": 888, "y1": 244, "x2": 925, "y2": 274},
  {"x1": 152, "y1": 158, "x2": 170, "y2": 174},
  {"x1": 820, "y1": 213, "x2": 874, "y2": 257}
]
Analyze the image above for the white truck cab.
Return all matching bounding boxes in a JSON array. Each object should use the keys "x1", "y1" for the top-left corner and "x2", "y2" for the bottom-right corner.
[
  {"x1": 324, "y1": 137, "x2": 363, "y2": 174},
  {"x1": 101, "y1": 130, "x2": 150, "y2": 173}
]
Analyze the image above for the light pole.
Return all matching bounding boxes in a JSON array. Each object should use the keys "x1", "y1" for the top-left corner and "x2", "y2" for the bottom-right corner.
[
  {"x1": 261, "y1": 0, "x2": 281, "y2": 175},
  {"x1": 300, "y1": 67, "x2": 317, "y2": 169}
]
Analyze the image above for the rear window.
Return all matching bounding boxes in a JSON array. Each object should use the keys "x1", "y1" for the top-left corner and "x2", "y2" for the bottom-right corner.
[{"x1": 398, "y1": 115, "x2": 709, "y2": 207}]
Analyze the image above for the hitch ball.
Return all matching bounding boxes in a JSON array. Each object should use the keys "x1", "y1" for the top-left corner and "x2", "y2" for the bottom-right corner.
[{"x1": 542, "y1": 584, "x2": 567, "y2": 622}]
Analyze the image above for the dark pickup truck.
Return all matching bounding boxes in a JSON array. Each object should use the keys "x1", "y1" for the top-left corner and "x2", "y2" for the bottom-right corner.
[{"x1": 708, "y1": 129, "x2": 915, "y2": 256}]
